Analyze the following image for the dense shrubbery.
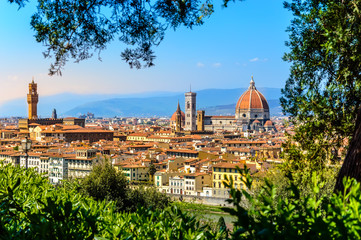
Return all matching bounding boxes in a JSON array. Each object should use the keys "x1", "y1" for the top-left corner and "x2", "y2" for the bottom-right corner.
[
  {"x1": 0, "y1": 163, "x2": 221, "y2": 239},
  {"x1": 1, "y1": 162, "x2": 361, "y2": 239},
  {"x1": 224, "y1": 166, "x2": 361, "y2": 239},
  {"x1": 79, "y1": 160, "x2": 169, "y2": 212}
]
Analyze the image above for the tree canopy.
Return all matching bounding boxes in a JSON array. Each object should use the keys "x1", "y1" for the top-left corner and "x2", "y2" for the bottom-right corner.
[
  {"x1": 9, "y1": 0, "x2": 242, "y2": 75},
  {"x1": 281, "y1": 0, "x2": 361, "y2": 189}
]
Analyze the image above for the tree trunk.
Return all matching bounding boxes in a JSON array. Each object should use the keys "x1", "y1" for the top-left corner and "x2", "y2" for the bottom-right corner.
[{"x1": 335, "y1": 106, "x2": 361, "y2": 192}]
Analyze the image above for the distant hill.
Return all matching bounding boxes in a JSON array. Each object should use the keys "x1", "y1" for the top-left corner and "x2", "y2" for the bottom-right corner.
[
  {"x1": 64, "y1": 88, "x2": 283, "y2": 117},
  {"x1": 0, "y1": 88, "x2": 283, "y2": 118}
]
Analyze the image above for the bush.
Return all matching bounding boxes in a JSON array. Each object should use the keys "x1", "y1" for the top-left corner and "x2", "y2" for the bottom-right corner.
[
  {"x1": 80, "y1": 159, "x2": 170, "y2": 212},
  {"x1": 81, "y1": 159, "x2": 128, "y2": 211},
  {"x1": 0, "y1": 163, "x2": 220, "y2": 239},
  {"x1": 225, "y1": 166, "x2": 361, "y2": 239},
  {"x1": 125, "y1": 186, "x2": 170, "y2": 212}
]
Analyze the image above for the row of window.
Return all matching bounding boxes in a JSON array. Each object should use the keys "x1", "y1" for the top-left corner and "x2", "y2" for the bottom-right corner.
[
  {"x1": 170, "y1": 182, "x2": 183, "y2": 186},
  {"x1": 213, "y1": 174, "x2": 238, "y2": 181},
  {"x1": 214, "y1": 168, "x2": 238, "y2": 173},
  {"x1": 213, "y1": 182, "x2": 242, "y2": 189}
]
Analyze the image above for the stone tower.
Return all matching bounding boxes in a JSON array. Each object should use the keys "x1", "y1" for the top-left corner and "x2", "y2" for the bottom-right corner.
[
  {"x1": 27, "y1": 78, "x2": 38, "y2": 119},
  {"x1": 52, "y1": 108, "x2": 57, "y2": 119},
  {"x1": 184, "y1": 90, "x2": 196, "y2": 131},
  {"x1": 197, "y1": 110, "x2": 205, "y2": 131},
  {"x1": 175, "y1": 101, "x2": 182, "y2": 132}
]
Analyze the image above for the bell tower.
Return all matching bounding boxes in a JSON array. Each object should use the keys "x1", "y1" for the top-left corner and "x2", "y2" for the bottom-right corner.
[
  {"x1": 184, "y1": 88, "x2": 196, "y2": 131},
  {"x1": 27, "y1": 78, "x2": 38, "y2": 119}
]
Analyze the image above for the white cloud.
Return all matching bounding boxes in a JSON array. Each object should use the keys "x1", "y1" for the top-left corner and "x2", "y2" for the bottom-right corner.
[
  {"x1": 7, "y1": 75, "x2": 19, "y2": 81},
  {"x1": 249, "y1": 57, "x2": 268, "y2": 62},
  {"x1": 213, "y1": 62, "x2": 221, "y2": 68},
  {"x1": 196, "y1": 62, "x2": 205, "y2": 67}
]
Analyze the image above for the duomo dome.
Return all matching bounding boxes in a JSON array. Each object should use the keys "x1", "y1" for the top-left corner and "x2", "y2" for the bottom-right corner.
[{"x1": 235, "y1": 77, "x2": 270, "y2": 126}]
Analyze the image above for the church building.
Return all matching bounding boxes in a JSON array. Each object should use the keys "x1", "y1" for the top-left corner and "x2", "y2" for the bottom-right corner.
[{"x1": 170, "y1": 77, "x2": 276, "y2": 133}]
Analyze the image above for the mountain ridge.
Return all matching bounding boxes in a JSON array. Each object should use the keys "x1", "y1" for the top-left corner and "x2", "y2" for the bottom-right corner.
[{"x1": 0, "y1": 88, "x2": 283, "y2": 118}]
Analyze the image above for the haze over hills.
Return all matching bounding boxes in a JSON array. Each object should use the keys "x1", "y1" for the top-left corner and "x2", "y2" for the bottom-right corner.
[{"x1": 0, "y1": 88, "x2": 283, "y2": 118}]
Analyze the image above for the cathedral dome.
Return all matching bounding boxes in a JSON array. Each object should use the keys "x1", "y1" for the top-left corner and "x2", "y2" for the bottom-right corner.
[
  {"x1": 170, "y1": 110, "x2": 185, "y2": 121},
  {"x1": 235, "y1": 77, "x2": 269, "y2": 111},
  {"x1": 170, "y1": 102, "x2": 185, "y2": 121},
  {"x1": 264, "y1": 120, "x2": 273, "y2": 126}
]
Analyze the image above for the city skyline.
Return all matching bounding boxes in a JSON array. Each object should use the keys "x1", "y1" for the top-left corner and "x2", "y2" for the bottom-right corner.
[{"x1": 0, "y1": 0, "x2": 292, "y2": 106}]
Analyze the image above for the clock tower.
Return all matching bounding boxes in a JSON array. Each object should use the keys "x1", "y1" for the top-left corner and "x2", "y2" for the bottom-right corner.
[{"x1": 27, "y1": 78, "x2": 38, "y2": 119}]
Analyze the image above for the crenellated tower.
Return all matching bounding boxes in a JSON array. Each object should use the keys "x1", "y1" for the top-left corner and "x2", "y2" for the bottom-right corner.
[{"x1": 27, "y1": 78, "x2": 38, "y2": 119}]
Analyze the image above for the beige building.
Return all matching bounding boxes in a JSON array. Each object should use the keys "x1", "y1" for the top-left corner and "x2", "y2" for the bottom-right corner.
[
  {"x1": 212, "y1": 162, "x2": 258, "y2": 198},
  {"x1": 67, "y1": 149, "x2": 98, "y2": 179},
  {"x1": 184, "y1": 172, "x2": 212, "y2": 196},
  {"x1": 116, "y1": 164, "x2": 150, "y2": 182}
]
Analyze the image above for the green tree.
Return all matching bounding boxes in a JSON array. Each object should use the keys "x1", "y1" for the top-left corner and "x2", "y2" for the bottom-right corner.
[
  {"x1": 148, "y1": 163, "x2": 157, "y2": 182},
  {"x1": 281, "y1": 0, "x2": 361, "y2": 190},
  {"x1": 81, "y1": 159, "x2": 169, "y2": 212},
  {"x1": 0, "y1": 163, "x2": 220, "y2": 239},
  {"x1": 81, "y1": 159, "x2": 129, "y2": 211},
  {"x1": 8, "y1": 0, "x2": 242, "y2": 75},
  {"x1": 224, "y1": 165, "x2": 361, "y2": 239}
]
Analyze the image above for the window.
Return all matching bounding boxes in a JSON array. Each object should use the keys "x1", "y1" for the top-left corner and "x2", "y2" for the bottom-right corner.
[
  {"x1": 243, "y1": 114, "x2": 246, "y2": 117},
  {"x1": 235, "y1": 176, "x2": 238, "y2": 181},
  {"x1": 218, "y1": 182, "x2": 221, "y2": 188},
  {"x1": 255, "y1": 114, "x2": 258, "y2": 118}
]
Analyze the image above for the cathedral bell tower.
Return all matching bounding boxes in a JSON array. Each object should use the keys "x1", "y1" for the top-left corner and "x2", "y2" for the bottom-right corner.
[
  {"x1": 27, "y1": 78, "x2": 38, "y2": 119},
  {"x1": 184, "y1": 89, "x2": 196, "y2": 131}
]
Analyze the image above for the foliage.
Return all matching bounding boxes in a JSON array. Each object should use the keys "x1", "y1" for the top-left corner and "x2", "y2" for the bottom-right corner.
[
  {"x1": 281, "y1": 0, "x2": 361, "y2": 164},
  {"x1": 8, "y1": 0, "x2": 243, "y2": 75},
  {"x1": 80, "y1": 159, "x2": 170, "y2": 212},
  {"x1": 125, "y1": 186, "x2": 170, "y2": 212},
  {"x1": 0, "y1": 163, "x2": 223, "y2": 239},
  {"x1": 81, "y1": 159, "x2": 128, "y2": 211},
  {"x1": 3, "y1": 162, "x2": 361, "y2": 239},
  {"x1": 148, "y1": 162, "x2": 157, "y2": 182},
  {"x1": 224, "y1": 165, "x2": 361, "y2": 239},
  {"x1": 250, "y1": 163, "x2": 339, "y2": 217},
  {"x1": 0, "y1": 163, "x2": 106, "y2": 239}
]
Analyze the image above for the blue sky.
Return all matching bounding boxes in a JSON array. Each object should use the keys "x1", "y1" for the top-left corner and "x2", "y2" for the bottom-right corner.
[{"x1": 0, "y1": 0, "x2": 292, "y2": 105}]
